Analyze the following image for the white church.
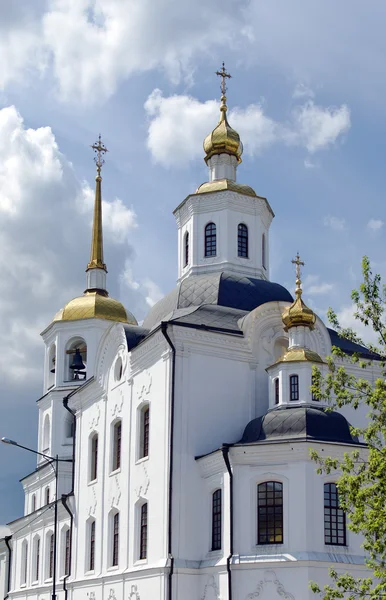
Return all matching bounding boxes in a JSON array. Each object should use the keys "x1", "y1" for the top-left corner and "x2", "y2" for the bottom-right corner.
[{"x1": 0, "y1": 68, "x2": 376, "y2": 600}]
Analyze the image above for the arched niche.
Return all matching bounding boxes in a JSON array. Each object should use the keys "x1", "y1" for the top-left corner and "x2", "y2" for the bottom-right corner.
[
  {"x1": 42, "y1": 414, "x2": 51, "y2": 454},
  {"x1": 47, "y1": 344, "x2": 56, "y2": 389},
  {"x1": 64, "y1": 337, "x2": 87, "y2": 382}
]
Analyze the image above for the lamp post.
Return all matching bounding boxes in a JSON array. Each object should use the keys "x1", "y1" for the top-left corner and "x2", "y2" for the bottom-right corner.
[{"x1": 1, "y1": 437, "x2": 73, "y2": 600}]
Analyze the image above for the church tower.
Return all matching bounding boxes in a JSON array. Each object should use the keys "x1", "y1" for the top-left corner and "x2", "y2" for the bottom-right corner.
[{"x1": 174, "y1": 64, "x2": 274, "y2": 282}]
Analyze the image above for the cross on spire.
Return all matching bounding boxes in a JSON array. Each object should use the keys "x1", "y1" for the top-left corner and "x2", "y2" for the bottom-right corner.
[
  {"x1": 91, "y1": 134, "x2": 108, "y2": 176},
  {"x1": 216, "y1": 62, "x2": 232, "y2": 96},
  {"x1": 291, "y1": 252, "x2": 305, "y2": 283}
]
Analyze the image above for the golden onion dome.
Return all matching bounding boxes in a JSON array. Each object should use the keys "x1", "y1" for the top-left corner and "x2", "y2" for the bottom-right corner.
[
  {"x1": 203, "y1": 95, "x2": 243, "y2": 164},
  {"x1": 53, "y1": 291, "x2": 137, "y2": 325},
  {"x1": 282, "y1": 254, "x2": 316, "y2": 331}
]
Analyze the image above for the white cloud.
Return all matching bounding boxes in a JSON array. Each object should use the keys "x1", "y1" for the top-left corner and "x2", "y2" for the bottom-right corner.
[
  {"x1": 367, "y1": 218, "x2": 384, "y2": 231},
  {"x1": 120, "y1": 260, "x2": 163, "y2": 309},
  {"x1": 304, "y1": 158, "x2": 319, "y2": 169},
  {"x1": 0, "y1": 105, "x2": 137, "y2": 382},
  {"x1": 145, "y1": 90, "x2": 351, "y2": 167},
  {"x1": 292, "y1": 83, "x2": 315, "y2": 99},
  {"x1": 323, "y1": 215, "x2": 347, "y2": 231},
  {"x1": 336, "y1": 304, "x2": 379, "y2": 346},
  {"x1": 308, "y1": 283, "x2": 334, "y2": 295}
]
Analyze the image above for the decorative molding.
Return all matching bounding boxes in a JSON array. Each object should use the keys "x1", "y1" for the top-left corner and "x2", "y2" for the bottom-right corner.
[
  {"x1": 136, "y1": 370, "x2": 152, "y2": 403},
  {"x1": 109, "y1": 475, "x2": 122, "y2": 508},
  {"x1": 128, "y1": 585, "x2": 140, "y2": 600},
  {"x1": 88, "y1": 486, "x2": 97, "y2": 516},
  {"x1": 89, "y1": 405, "x2": 101, "y2": 430},
  {"x1": 246, "y1": 570, "x2": 295, "y2": 599},
  {"x1": 201, "y1": 575, "x2": 221, "y2": 600},
  {"x1": 87, "y1": 592, "x2": 95, "y2": 600},
  {"x1": 111, "y1": 389, "x2": 124, "y2": 417},
  {"x1": 107, "y1": 590, "x2": 116, "y2": 600},
  {"x1": 135, "y1": 461, "x2": 150, "y2": 498}
]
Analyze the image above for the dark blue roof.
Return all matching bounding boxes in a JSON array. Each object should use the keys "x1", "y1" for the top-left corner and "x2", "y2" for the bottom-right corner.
[
  {"x1": 327, "y1": 328, "x2": 381, "y2": 360},
  {"x1": 123, "y1": 324, "x2": 149, "y2": 350},
  {"x1": 238, "y1": 405, "x2": 360, "y2": 445}
]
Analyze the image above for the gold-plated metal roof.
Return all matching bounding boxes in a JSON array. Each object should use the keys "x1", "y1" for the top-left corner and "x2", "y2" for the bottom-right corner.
[
  {"x1": 88, "y1": 135, "x2": 107, "y2": 271},
  {"x1": 203, "y1": 63, "x2": 243, "y2": 164},
  {"x1": 196, "y1": 179, "x2": 257, "y2": 198},
  {"x1": 53, "y1": 292, "x2": 137, "y2": 324},
  {"x1": 275, "y1": 348, "x2": 324, "y2": 365},
  {"x1": 282, "y1": 253, "x2": 316, "y2": 331}
]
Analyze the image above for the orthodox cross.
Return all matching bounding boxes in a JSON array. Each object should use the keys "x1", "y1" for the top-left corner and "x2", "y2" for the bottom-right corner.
[
  {"x1": 216, "y1": 62, "x2": 232, "y2": 96},
  {"x1": 91, "y1": 134, "x2": 108, "y2": 176},
  {"x1": 291, "y1": 253, "x2": 305, "y2": 282}
]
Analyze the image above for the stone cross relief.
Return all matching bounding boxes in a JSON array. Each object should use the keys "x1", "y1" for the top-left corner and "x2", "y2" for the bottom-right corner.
[
  {"x1": 246, "y1": 570, "x2": 295, "y2": 599},
  {"x1": 201, "y1": 575, "x2": 222, "y2": 600},
  {"x1": 136, "y1": 371, "x2": 152, "y2": 402},
  {"x1": 128, "y1": 585, "x2": 140, "y2": 600}
]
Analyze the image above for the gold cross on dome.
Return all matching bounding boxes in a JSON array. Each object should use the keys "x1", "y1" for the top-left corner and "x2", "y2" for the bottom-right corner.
[
  {"x1": 291, "y1": 253, "x2": 305, "y2": 281},
  {"x1": 216, "y1": 62, "x2": 232, "y2": 96},
  {"x1": 91, "y1": 134, "x2": 108, "y2": 176}
]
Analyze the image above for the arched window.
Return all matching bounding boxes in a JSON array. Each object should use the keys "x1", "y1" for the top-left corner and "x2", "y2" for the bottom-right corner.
[
  {"x1": 90, "y1": 434, "x2": 98, "y2": 481},
  {"x1": 211, "y1": 489, "x2": 222, "y2": 551},
  {"x1": 257, "y1": 482, "x2": 283, "y2": 544},
  {"x1": 64, "y1": 528, "x2": 70, "y2": 576},
  {"x1": 48, "y1": 344, "x2": 56, "y2": 388},
  {"x1": 89, "y1": 520, "x2": 95, "y2": 571},
  {"x1": 31, "y1": 494, "x2": 36, "y2": 513},
  {"x1": 43, "y1": 414, "x2": 50, "y2": 453},
  {"x1": 33, "y1": 537, "x2": 40, "y2": 582},
  {"x1": 48, "y1": 533, "x2": 54, "y2": 579},
  {"x1": 324, "y1": 483, "x2": 346, "y2": 546},
  {"x1": 205, "y1": 222, "x2": 216, "y2": 257},
  {"x1": 274, "y1": 378, "x2": 280, "y2": 405},
  {"x1": 262, "y1": 233, "x2": 266, "y2": 269},
  {"x1": 139, "y1": 407, "x2": 150, "y2": 459},
  {"x1": 238, "y1": 223, "x2": 248, "y2": 258},
  {"x1": 21, "y1": 541, "x2": 28, "y2": 585},
  {"x1": 184, "y1": 231, "x2": 189, "y2": 267},
  {"x1": 65, "y1": 338, "x2": 87, "y2": 382},
  {"x1": 289, "y1": 375, "x2": 299, "y2": 401},
  {"x1": 112, "y1": 513, "x2": 119, "y2": 566},
  {"x1": 112, "y1": 421, "x2": 122, "y2": 471},
  {"x1": 45, "y1": 487, "x2": 50, "y2": 505},
  {"x1": 139, "y1": 503, "x2": 148, "y2": 560}
]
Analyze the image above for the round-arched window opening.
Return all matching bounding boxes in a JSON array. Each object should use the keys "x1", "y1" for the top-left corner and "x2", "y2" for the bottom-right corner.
[
  {"x1": 65, "y1": 338, "x2": 87, "y2": 382},
  {"x1": 114, "y1": 357, "x2": 123, "y2": 382}
]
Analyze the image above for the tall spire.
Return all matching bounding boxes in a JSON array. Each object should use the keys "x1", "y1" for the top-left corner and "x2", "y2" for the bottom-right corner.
[
  {"x1": 86, "y1": 135, "x2": 108, "y2": 294},
  {"x1": 282, "y1": 253, "x2": 316, "y2": 331}
]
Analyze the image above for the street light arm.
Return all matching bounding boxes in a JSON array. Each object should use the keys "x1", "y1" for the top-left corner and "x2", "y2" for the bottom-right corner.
[{"x1": 1, "y1": 438, "x2": 72, "y2": 463}]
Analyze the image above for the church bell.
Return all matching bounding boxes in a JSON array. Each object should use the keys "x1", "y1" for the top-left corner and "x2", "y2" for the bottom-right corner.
[{"x1": 70, "y1": 349, "x2": 86, "y2": 373}]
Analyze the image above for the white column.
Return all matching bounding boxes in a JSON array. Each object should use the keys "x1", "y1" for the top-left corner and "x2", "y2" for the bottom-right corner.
[{"x1": 207, "y1": 154, "x2": 238, "y2": 182}]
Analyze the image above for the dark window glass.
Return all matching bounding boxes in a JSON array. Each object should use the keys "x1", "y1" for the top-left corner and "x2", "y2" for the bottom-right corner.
[
  {"x1": 91, "y1": 435, "x2": 98, "y2": 481},
  {"x1": 205, "y1": 223, "x2": 216, "y2": 257},
  {"x1": 324, "y1": 483, "x2": 346, "y2": 546},
  {"x1": 262, "y1": 234, "x2": 266, "y2": 269},
  {"x1": 112, "y1": 513, "x2": 119, "y2": 566},
  {"x1": 89, "y1": 521, "x2": 95, "y2": 571},
  {"x1": 113, "y1": 422, "x2": 122, "y2": 471},
  {"x1": 64, "y1": 529, "x2": 70, "y2": 576},
  {"x1": 140, "y1": 503, "x2": 148, "y2": 560},
  {"x1": 22, "y1": 543, "x2": 28, "y2": 584},
  {"x1": 141, "y1": 408, "x2": 150, "y2": 458},
  {"x1": 211, "y1": 489, "x2": 222, "y2": 551},
  {"x1": 32, "y1": 494, "x2": 36, "y2": 512},
  {"x1": 45, "y1": 487, "x2": 50, "y2": 505},
  {"x1": 238, "y1": 223, "x2": 248, "y2": 258},
  {"x1": 35, "y1": 539, "x2": 40, "y2": 581},
  {"x1": 290, "y1": 375, "x2": 299, "y2": 401},
  {"x1": 274, "y1": 378, "x2": 279, "y2": 405},
  {"x1": 49, "y1": 534, "x2": 54, "y2": 578},
  {"x1": 184, "y1": 232, "x2": 189, "y2": 267},
  {"x1": 257, "y1": 481, "x2": 283, "y2": 544}
]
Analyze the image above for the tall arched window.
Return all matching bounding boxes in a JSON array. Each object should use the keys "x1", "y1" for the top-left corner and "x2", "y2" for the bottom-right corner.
[
  {"x1": 262, "y1": 233, "x2": 266, "y2": 269},
  {"x1": 274, "y1": 378, "x2": 280, "y2": 405},
  {"x1": 112, "y1": 421, "x2": 122, "y2": 471},
  {"x1": 45, "y1": 487, "x2": 50, "y2": 505},
  {"x1": 290, "y1": 375, "x2": 299, "y2": 401},
  {"x1": 89, "y1": 520, "x2": 95, "y2": 571},
  {"x1": 43, "y1": 414, "x2": 50, "y2": 453},
  {"x1": 65, "y1": 338, "x2": 87, "y2": 382},
  {"x1": 48, "y1": 533, "x2": 54, "y2": 578},
  {"x1": 238, "y1": 223, "x2": 248, "y2": 258},
  {"x1": 31, "y1": 494, "x2": 36, "y2": 513},
  {"x1": 184, "y1": 231, "x2": 189, "y2": 267},
  {"x1": 205, "y1": 223, "x2": 216, "y2": 257},
  {"x1": 21, "y1": 541, "x2": 28, "y2": 585},
  {"x1": 139, "y1": 503, "x2": 148, "y2": 560},
  {"x1": 139, "y1": 407, "x2": 150, "y2": 459},
  {"x1": 33, "y1": 537, "x2": 40, "y2": 582},
  {"x1": 324, "y1": 483, "x2": 346, "y2": 546},
  {"x1": 257, "y1": 481, "x2": 283, "y2": 544},
  {"x1": 90, "y1": 433, "x2": 98, "y2": 481},
  {"x1": 64, "y1": 529, "x2": 70, "y2": 576},
  {"x1": 112, "y1": 513, "x2": 119, "y2": 566},
  {"x1": 211, "y1": 489, "x2": 222, "y2": 551}
]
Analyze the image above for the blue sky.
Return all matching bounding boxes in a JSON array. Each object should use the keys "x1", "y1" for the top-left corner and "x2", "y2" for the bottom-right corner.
[{"x1": 1, "y1": 0, "x2": 385, "y2": 524}]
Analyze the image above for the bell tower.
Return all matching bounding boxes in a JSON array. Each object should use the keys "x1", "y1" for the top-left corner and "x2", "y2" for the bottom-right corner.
[{"x1": 174, "y1": 64, "x2": 274, "y2": 283}]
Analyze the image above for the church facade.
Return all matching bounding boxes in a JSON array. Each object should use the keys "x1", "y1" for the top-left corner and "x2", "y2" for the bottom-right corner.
[{"x1": 0, "y1": 72, "x2": 375, "y2": 600}]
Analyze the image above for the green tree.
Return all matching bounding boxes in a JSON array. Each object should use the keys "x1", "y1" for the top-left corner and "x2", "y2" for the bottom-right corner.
[{"x1": 310, "y1": 256, "x2": 386, "y2": 599}]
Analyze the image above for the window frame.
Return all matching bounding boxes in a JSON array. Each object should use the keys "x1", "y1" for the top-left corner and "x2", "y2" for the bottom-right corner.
[
  {"x1": 31, "y1": 494, "x2": 36, "y2": 513},
  {"x1": 274, "y1": 378, "x2": 280, "y2": 405},
  {"x1": 139, "y1": 503, "x2": 148, "y2": 560},
  {"x1": 211, "y1": 489, "x2": 222, "y2": 551},
  {"x1": 257, "y1": 481, "x2": 283, "y2": 545},
  {"x1": 111, "y1": 512, "x2": 119, "y2": 567},
  {"x1": 112, "y1": 420, "x2": 122, "y2": 472},
  {"x1": 139, "y1": 406, "x2": 150, "y2": 460},
  {"x1": 47, "y1": 533, "x2": 54, "y2": 580},
  {"x1": 324, "y1": 482, "x2": 346, "y2": 546},
  {"x1": 262, "y1": 233, "x2": 266, "y2": 269},
  {"x1": 63, "y1": 528, "x2": 70, "y2": 577},
  {"x1": 33, "y1": 537, "x2": 40, "y2": 583},
  {"x1": 21, "y1": 541, "x2": 28, "y2": 585},
  {"x1": 90, "y1": 433, "x2": 98, "y2": 482},
  {"x1": 184, "y1": 231, "x2": 189, "y2": 267},
  {"x1": 88, "y1": 520, "x2": 96, "y2": 572},
  {"x1": 289, "y1": 374, "x2": 299, "y2": 402},
  {"x1": 204, "y1": 222, "x2": 217, "y2": 257},
  {"x1": 237, "y1": 223, "x2": 248, "y2": 258}
]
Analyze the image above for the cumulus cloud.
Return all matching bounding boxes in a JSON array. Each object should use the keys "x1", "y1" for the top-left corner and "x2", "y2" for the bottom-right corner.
[
  {"x1": 304, "y1": 274, "x2": 333, "y2": 295},
  {"x1": 145, "y1": 90, "x2": 351, "y2": 167},
  {"x1": 120, "y1": 260, "x2": 163, "y2": 310},
  {"x1": 0, "y1": 0, "x2": 249, "y2": 103},
  {"x1": 367, "y1": 218, "x2": 384, "y2": 231},
  {"x1": 323, "y1": 215, "x2": 347, "y2": 231},
  {"x1": 292, "y1": 83, "x2": 315, "y2": 99},
  {"x1": 0, "y1": 105, "x2": 137, "y2": 382}
]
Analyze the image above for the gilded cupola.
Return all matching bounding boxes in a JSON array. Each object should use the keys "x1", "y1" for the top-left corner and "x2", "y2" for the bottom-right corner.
[
  {"x1": 282, "y1": 253, "x2": 316, "y2": 331},
  {"x1": 53, "y1": 136, "x2": 137, "y2": 325},
  {"x1": 203, "y1": 63, "x2": 243, "y2": 164}
]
